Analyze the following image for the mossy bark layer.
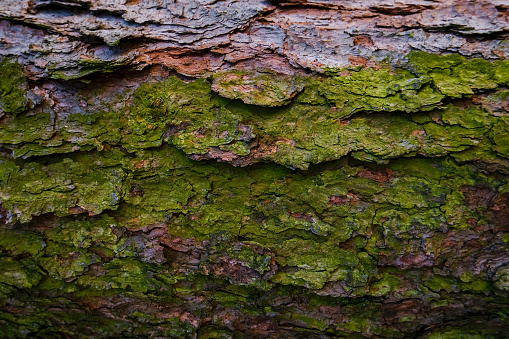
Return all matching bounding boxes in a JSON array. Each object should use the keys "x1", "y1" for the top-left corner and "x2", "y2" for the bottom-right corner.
[
  {"x1": 1, "y1": 53, "x2": 509, "y2": 337},
  {"x1": 1, "y1": 1, "x2": 509, "y2": 337}
]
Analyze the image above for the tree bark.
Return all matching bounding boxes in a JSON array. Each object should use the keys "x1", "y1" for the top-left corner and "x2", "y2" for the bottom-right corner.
[{"x1": 0, "y1": 1, "x2": 509, "y2": 338}]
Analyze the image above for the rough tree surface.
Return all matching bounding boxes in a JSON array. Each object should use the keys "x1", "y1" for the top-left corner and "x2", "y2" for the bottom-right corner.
[{"x1": 1, "y1": 0, "x2": 509, "y2": 338}]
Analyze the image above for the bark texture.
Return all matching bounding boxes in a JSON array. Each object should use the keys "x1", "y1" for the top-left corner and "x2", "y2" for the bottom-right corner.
[{"x1": 1, "y1": 0, "x2": 509, "y2": 338}]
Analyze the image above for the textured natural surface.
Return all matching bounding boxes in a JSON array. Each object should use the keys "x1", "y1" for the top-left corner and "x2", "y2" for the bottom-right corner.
[{"x1": 1, "y1": 0, "x2": 509, "y2": 338}]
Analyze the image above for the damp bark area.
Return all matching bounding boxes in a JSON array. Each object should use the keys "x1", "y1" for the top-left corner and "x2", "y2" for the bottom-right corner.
[{"x1": 1, "y1": 1, "x2": 509, "y2": 338}]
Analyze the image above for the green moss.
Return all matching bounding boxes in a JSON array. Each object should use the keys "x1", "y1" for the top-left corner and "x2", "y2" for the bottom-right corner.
[
  {"x1": 0, "y1": 230, "x2": 46, "y2": 256},
  {"x1": 228, "y1": 244, "x2": 272, "y2": 274},
  {"x1": 407, "y1": 51, "x2": 503, "y2": 98},
  {"x1": 211, "y1": 71, "x2": 305, "y2": 107},
  {"x1": 423, "y1": 275, "x2": 456, "y2": 293},
  {"x1": 40, "y1": 241, "x2": 100, "y2": 280},
  {"x1": 45, "y1": 215, "x2": 124, "y2": 252},
  {"x1": 0, "y1": 151, "x2": 127, "y2": 222},
  {"x1": 272, "y1": 239, "x2": 373, "y2": 290},
  {"x1": 490, "y1": 117, "x2": 509, "y2": 158},
  {"x1": 0, "y1": 50, "x2": 508, "y2": 336},
  {"x1": 197, "y1": 326, "x2": 235, "y2": 339},
  {"x1": 381, "y1": 176, "x2": 446, "y2": 208},
  {"x1": 0, "y1": 144, "x2": 504, "y2": 296},
  {"x1": 76, "y1": 258, "x2": 166, "y2": 293},
  {"x1": 0, "y1": 297, "x2": 140, "y2": 338},
  {"x1": 2, "y1": 143, "x2": 501, "y2": 296},
  {"x1": 423, "y1": 324, "x2": 501, "y2": 339},
  {"x1": 125, "y1": 175, "x2": 196, "y2": 213},
  {"x1": 59, "y1": 110, "x2": 123, "y2": 146},
  {"x1": 459, "y1": 278, "x2": 493, "y2": 294},
  {"x1": 368, "y1": 271, "x2": 402, "y2": 297},
  {"x1": 294, "y1": 76, "x2": 329, "y2": 105},
  {"x1": 126, "y1": 77, "x2": 255, "y2": 157},
  {"x1": 1, "y1": 52, "x2": 505, "y2": 171},
  {"x1": 0, "y1": 111, "x2": 53, "y2": 150},
  {"x1": 439, "y1": 104, "x2": 495, "y2": 130},
  {"x1": 493, "y1": 60, "x2": 509, "y2": 85},
  {"x1": 49, "y1": 56, "x2": 135, "y2": 80},
  {"x1": 321, "y1": 67, "x2": 444, "y2": 115},
  {"x1": 341, "y1": 304, "x2": 380, "y2": 334},
  {"x1": 0, "y1": 59, "x2": 29, "y2": 115},
  {"x1": 407, "y1": 52, "x2": 464, "y2": 74},
  {"x1": 495, "y1": 267, "x2": 509, "y2": 292},
  {"x1": 0, "y1": 257, "x2": 42, "y2": 289}
]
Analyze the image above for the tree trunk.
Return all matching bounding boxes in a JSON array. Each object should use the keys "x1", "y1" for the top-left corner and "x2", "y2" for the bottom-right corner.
[{"x1": 1, "y1": 0, "x2": 509, "y2": 337}]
